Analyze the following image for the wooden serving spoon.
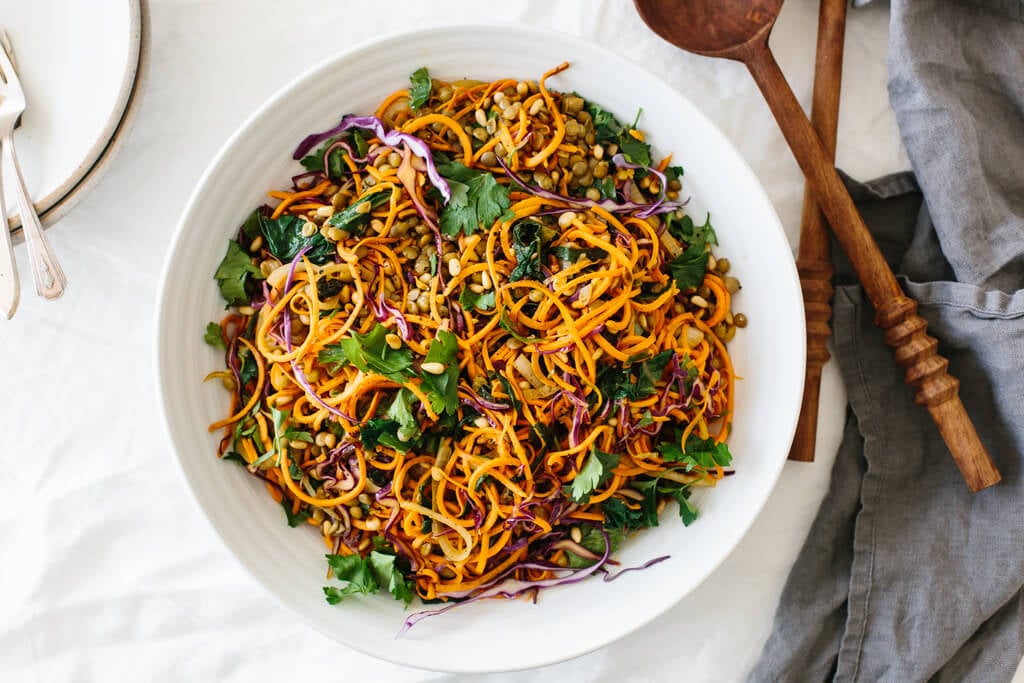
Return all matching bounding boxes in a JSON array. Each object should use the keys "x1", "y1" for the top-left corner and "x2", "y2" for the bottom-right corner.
[{"x1": 634, "y1": 0, "x2": 1001, "y2": 491}]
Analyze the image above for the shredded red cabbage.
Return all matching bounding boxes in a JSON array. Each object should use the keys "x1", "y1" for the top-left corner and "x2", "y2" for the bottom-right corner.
[{"x1": 293, "y1": 114, "x2": 452, "y2": 202}]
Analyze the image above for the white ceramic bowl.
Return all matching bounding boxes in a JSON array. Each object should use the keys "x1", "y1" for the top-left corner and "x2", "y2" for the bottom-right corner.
[{"x1": 155, "y1": 25, "x2": 804, "y2": 673}]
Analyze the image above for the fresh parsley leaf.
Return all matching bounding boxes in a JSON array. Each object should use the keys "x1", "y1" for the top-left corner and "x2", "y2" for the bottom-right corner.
[
  {"x1": 666, "y1": 243, "x2": 709, "y2": 290},
  {"x1": 408, "y1": 67, "x2": 432, "y2": 110},
  {"x1": 238, "y1": 350, "x2": 258, "y2": 386},
  {"x1": 458, "y1": 286, "x2": 496, "y2": 312},
  {"x1": 665, "y1": 165, "x2": 685, "y2": 182},
  {"x1": 360, "y1": 418, "x2": 411, "y2": 453},
  {"x1": 568, "y1": 446, "x2": 620, "y2": 504},
  {"x1": 325, "y1": 191, "x2": 391, "y2": 235},
  {"x1": 204, "y1": 322, "x2": 226, "y2": 350},
  {"x1": 320, "y1": 324, "x2": 413, "y2": 381},
  {"x1": 667, "y1": 213, "x2": 717, "y2": 249},
  {"x1": 299, "y1": 136, "x2": 347, "y2": 180},
  {"x1": 214, "y1": 240, "x2": 264, "y2": 306},
  {"x1": 368, "y1": 551, "x2": 415, "y2": 606},
  {"x1": 602, "y1": 494, "x2": 658, "y2": 532},
  {"x1": 637, "y1": 410, "x2": 655, "y2": 429},
  {"x1": 566, "y1": 526, "x2": 624, "y2": 568},
  {"x1": 670, "y1": 488, "x2": 700, "y2": 526},
  {"x1": 420, "y1": 330, "x2": 459, "y2": 415},
  {"x1": 509, "y1": 219, "x2": 546, "y2": 282},
  {"x1": 634, "y1": 350, "x2": 675, "y2": 399},
  {"x1": 437, "y1": 161, "x2": 512, "y2": 237},
  {"x1": 595, "y1": 177, "x2": 617, "y2": 199},
  {"x1": 659, "y1": 435, "x2": 733, "y2": 470},
  {"x1": 619, "y1": 131, "x2": 652, "y2": 167},
  {"x1": 585, "y1": 100, "x2": 625, "y2": 144},
  {"x1": 387, "y1": 389, "x2": 422, "y2": 445},
  {"x1": 245, "y1": 210, "x2": 335, "y2": 265},
  {"x1": 280, "y1": 497, "x2": 310, "y2": 527},
  {"x1": 323, "y1": 554, "x2": 378, "y2": 604}
]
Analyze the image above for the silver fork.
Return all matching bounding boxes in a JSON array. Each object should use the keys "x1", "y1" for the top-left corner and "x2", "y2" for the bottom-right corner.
[{"x1": 0, "y1": 30, "x2": 66, "y2": 302}]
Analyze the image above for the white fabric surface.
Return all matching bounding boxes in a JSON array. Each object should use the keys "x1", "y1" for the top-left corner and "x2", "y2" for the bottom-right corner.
[{"x1": 3, "y1": 0, "x2": 968, "y2": 680}]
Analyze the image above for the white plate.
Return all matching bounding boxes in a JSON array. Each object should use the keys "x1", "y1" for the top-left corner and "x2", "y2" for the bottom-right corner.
[
  {"x1": 155, "y1": 25, "x2": 805, "y2": 673},
  {"x1": 1, "y1": 0, "x2": 140, "y2": 230}
]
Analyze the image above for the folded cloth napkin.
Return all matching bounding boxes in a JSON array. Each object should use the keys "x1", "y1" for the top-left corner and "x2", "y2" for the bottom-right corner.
[{"x1": 750, "y1": 1, "x2": 1024, "y2": 681}]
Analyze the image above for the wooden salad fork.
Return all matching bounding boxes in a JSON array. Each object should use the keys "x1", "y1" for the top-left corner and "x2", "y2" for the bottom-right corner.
[
  {"x1": 788, "y1": 0, "x2": 847, "y2": 462},
  {"x1": 0, "y1": 29, "x2": 66, "y2": 304},
  {"x1": 633, "y1": 0, "x2": 1001, "y2": 491}
]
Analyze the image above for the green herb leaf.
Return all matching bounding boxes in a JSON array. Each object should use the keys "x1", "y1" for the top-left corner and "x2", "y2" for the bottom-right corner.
[
  {"x1": 659, "y1": 435, "x2": 733, "y2": 470},
  {"x1": 360, "y1": 418, "x2": 412, "y2": 453},
  {"x1": 387, "y1": 388, "x2": 422, "y2": 445},
  {"x1": 667, "y1": 213, "x2": 717, "y2": 249},
  {"x1": 509, "y1": 219, "x2": 546, "y2": 282},
  {"x1": 437, "y1": 161, "x2": 512, "y2": 237},
  {"x1": 666, "y1": 243, "x2": 709, "y2": 290},
  {"x1": 221, "y1": 450, "x2": 247, "y2": 465},
  {"x1": 204, "y1": 322, "x2": 226, "y2": 350},
  {"x1": 323, "y1": 554, "x2": 378, "y2": 603},
  {"x1": 298, "y1": 136, "x2": 347, "y2": 179},
  {"x1": 214, "y1": 240, "x2": 264, "y2": 306},
  {"x1": 619, "y1": 131, "x2": 652, "y2": 167},
  {"x1": 585, "y1": 100, "x2": 625, "y2": 144},
  {"x1": 420, "y1": 330, "x2": 459, "y2": 415},
  {"x1": 458, "y1": 286, "x2": 496, "y2": 312},
  {"x1": 408, "y1": 67, "x2": 432, "y2": 110},
  {"x1": 280, "y1": 497, "x2": 310, "y2": 527},
  {"x1": 368, "y1": 551, "x2": 415, "y2": 606},
  {"x1": 325, "y1": 191, "x2": 391, "y2": 235},
  {"x1": 601, "y1": 493, "x2": 658, "y2": 532},
  {"x1": 665, "y1": 165, "x2": 685, "y2": 182},
  {"x1": 549, "y1": 245, "x2": 604, "y2": 266},
  {"x1": 245, "y1": 210, "x2": 335, "y2": 265},
  {"x1": 320, "y1": 324, "x2": 413, "y2": 381},
  {"x1": 282, "y1": 428, "x2": 314, "y2": 443},
  {"x1": 498, "y1": 311, "x2": 540, "y2": 344},
  {"x1": 568, "y1": 446, "x2": 620, "y2": 504},
  {"x1": 670, "y1": 488, "x2": 700, "y2": 526},
  {"x1": 566, "y1": 526, "x2": 624, "y2": 568}
]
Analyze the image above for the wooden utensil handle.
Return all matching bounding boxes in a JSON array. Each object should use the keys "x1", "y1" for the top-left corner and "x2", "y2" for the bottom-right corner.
[
  {"x1": 789, "y1": 0, "x2": 847, "y2": 462},
  {"x1": 746, "y1": 44, "x2": 1001, "y2": 492}
]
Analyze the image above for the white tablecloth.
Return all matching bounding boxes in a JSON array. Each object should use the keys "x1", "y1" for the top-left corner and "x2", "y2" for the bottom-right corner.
[{"x1": 8, "y1": 0, "x2": 988, "y2": 680}]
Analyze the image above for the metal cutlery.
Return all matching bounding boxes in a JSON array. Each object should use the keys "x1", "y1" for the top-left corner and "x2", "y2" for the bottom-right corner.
[{"x1": 0, "y1": 29, "x2": 66, "y2": 305}]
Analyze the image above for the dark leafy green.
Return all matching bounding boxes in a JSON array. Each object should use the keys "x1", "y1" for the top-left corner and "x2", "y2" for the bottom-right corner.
[
  {"x1": 595, "y1": 350, "x2": 675, "y2": 406},
  {"x1": 360, "y1": 418, "x2": 411, "y2": 453},
  {"x1": 437, "y1": 161, "x2": 512, "y2": 237},
  {"x1": 214, "y1": 240, "x2": 264, "y2": 306},
  {"x1": 325, "y1": 191, "x2": 391, "y2": 235},
  {"x1": 509, "y1": 219, "x2": 546, "y2": 282},
  {"x1": 386, "y1": 388, "x2": 421, "y2": 445},
  {"x1": 245, "y1": 210, "x2": 335, "y2": 265},
  {"x1": 299, "y1": 136, "x2": 347, "y2": 180},
  {"x1": 280, "y1": 496, "x2": 310, "y2": 527},
  {"x1": 408, "y1": 67, "x2": 432, "y2": 110},
  {"x1": 602, "y1": 493, "x2": 658, "y2": 532}
]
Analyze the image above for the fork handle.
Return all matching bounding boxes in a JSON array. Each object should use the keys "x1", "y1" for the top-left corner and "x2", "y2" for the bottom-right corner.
[
  {"x1": 1, "y1": 132, "x2": 65, "y2": 300},
  {"x1": 0, "y1": 182, "x2": 19, "y2": 318}
]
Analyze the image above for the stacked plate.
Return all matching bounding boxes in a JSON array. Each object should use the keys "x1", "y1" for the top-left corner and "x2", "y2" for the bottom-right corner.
[{"x1": 2, "y1": 0, "x2": 148, "y2": 241}]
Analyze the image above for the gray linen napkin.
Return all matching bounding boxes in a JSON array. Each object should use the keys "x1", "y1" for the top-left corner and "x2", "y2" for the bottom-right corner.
[{"x1": 750, "y1": 1, "x2": 1024, "y2": 680}]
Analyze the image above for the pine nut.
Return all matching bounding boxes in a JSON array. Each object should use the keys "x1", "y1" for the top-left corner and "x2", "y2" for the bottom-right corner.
[
  {"x1": 385, "y1": 333, "x2": 403, "y2": 349},
  {"x1": 421, "y1": 361, "x2": 446, "y2": 375}
]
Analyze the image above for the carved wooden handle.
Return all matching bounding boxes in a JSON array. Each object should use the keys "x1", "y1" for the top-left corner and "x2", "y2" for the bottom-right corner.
[
  {"x1": 789, "y1": 256, "x2": 834, "y2": 461},
  {"x1": 746, "y1": 44, "x2": 1001, "y2": 491},
  {"x1": 876, "y1": 296, "x2": 1002, "y2": 492}
]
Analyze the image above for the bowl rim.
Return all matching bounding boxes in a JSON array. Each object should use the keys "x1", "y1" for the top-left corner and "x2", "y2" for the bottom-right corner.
[{"x1": 154, "y1": 22, "x2": 804, "y2": 673}]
